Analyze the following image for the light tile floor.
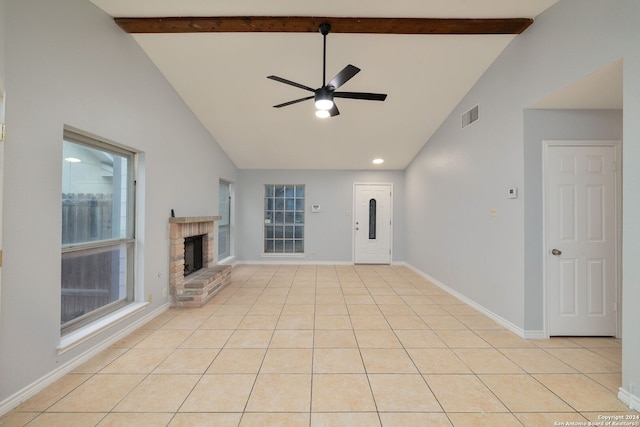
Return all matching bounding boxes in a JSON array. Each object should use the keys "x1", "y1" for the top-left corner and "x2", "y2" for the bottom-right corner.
[{"x1": 1, "y1": 264, "x2": 638, "y2": 426}]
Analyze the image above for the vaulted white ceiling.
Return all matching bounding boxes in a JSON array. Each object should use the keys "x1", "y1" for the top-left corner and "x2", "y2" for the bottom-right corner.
[{"x1": 90, "y1": 0, "x2": 560, "y2": 169}]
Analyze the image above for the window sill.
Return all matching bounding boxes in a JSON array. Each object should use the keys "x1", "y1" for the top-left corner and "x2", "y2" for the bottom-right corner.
[
  {"x1": 58, "y1": 302, "x2": 148, "y2": 354},
  {"x1": 261, "y1": 253, "x2": 307, "y2": 258}
]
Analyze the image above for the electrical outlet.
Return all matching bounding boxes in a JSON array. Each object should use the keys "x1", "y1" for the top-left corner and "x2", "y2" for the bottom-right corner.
[
  {"x1": 490, "y1": 207, "x2": 498, "y2": 217},
  {"x1": 163, "y1": 287, "x2": 168, "y2": 297},
  {"x1": 148, "y1": 293, "x2": 153, "y2": 303}
]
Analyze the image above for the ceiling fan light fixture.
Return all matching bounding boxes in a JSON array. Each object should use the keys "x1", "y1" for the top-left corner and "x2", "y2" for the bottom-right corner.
[
  {"x1": 314, "y1": 90, "x2": 334, "y2": 110},
  {"x1": 314, "y1": 99, "x2": 334, "y2": 110},
  {"x1": 315, "y1": 109, "x2": 330, "y2": 118}
]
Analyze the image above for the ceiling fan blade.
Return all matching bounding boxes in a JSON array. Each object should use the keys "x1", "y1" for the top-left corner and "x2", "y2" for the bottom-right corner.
[
  {"x1": 328, "y1": 103, "x2": 340, "y2": 117},
  {"x1": 327, "y1": 65, "x2": 360, "y2": 90},
  {"x1": 267, "y1": 75, "x2": 316, "y2": 92},
  {"x1": 273, "y1": 95, "x2": 314, "y2": 108},
  {"x1": 334, "y1": 92, "x2": 387, "y2": 101}
]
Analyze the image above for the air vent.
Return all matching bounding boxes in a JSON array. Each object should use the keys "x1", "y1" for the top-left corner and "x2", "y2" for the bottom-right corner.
[{"x1": 462, "y1": 105, "x2": 479, "y2": 128}]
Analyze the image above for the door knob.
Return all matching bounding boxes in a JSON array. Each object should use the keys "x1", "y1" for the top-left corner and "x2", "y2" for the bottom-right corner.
[{"x1": 551, "y1": 248, "x2": 562, "y2": 256}]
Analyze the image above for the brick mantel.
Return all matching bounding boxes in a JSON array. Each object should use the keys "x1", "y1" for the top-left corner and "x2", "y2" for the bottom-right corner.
[{"x1": 169, "y1": 216, "x2": 221, "y2": 224}]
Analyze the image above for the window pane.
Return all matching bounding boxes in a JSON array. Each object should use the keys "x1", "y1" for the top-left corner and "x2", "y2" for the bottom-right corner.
[
  {"x1": 285, "y1": 240, "x2": 294, "y2": 252},
  {"x1": 275, "y1": 198, "x2": 285, "y2": 210},
  {"x1": 218, "y1": 180, "x2": 231, "y2": 260},
  {"x1": 61, "y1": 242, "x2": 131, "y2": 325},
  {"x1": 275, "y1": 186, "x2": 285, "y2": 197},
  {"x1": 62, "y1": 140, "x2": 130, "y2": 244},
  {"x1": 285, "y1": 186, "x2": 295, "y2": 197},
  {"x1": 265, "y1": 185, "x2": 275, "y2": 197},
  {"x1": 369, "y1": 199, "x2": 377, "y2": 239},
  {"x1": 265, "y1": 225, "x2": 274, "y2": 238},
  {"x1": 219, "y1": 181, "x2": 230, "y2": 226},
  {"x1": 218, "y1": 226, "x2": 230, "y2": 259},
  {"x1": 285, "y1": 226, "x2": 294, "y2": 238},
  {"x1": 265, "y1": 240, "x2": 274, "y2": 252},
  {"x1": 285, "y1": 212, "x2": 295, "y2": 224}
]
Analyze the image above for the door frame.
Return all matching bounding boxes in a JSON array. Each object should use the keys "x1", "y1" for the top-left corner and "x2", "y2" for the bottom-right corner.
[
  {"x1": 352, "y1": 182, "x2": 393, "y2": 264},
  {"x1": 542, "y1": 140, "x2": 622, "y2": 338}
]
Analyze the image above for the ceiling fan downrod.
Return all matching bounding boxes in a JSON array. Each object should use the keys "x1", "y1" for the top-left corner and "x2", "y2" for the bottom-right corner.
[{"x1": 319, "y1": 23, "x2": 331, "y2": 87}]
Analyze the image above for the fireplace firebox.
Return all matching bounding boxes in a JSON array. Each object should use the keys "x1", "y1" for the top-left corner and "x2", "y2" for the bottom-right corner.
[{"x1": 184, "y1": 234, "x2": 204, "y2": 276}]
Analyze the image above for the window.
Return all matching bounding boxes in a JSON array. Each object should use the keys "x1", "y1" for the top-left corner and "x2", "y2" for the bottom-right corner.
[
  {"x1": 218, "y1": 180, "x2": 231, "y2": 260},
  {"x1": 61, "y1": 129, "x2": 136, "y2": 334},
  {"x1": 264, "y1": 185, "x2": 304, "y2": 254},
  {"x1": 369, "y1": 199, "x2": 377, "y2": 239}
]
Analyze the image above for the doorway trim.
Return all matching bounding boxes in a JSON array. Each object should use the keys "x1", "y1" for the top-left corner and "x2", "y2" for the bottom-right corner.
[
  {"x1": 542, "y1": 140, "x2": 622, "y2": 338},
  {"x1": 352, "y1": 182, "x2": 393, "y2": 264}
]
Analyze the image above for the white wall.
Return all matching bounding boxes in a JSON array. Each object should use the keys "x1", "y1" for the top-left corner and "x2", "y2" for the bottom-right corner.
[
  {"x1": 0, "y1": 0, "x2": 237, "y2": 405},
  {"x1": 405, "y1": 0, "x2": 640, "y2": 404},
  {"x1": 237, "y1": 169, "x2": 405, "y2": 263},
  {"x1": 621, "y1": 7, "x2": 640, "y2": 407},
  {"x1": 0, "y1": 0, "x2": 5, "y2": 90}
]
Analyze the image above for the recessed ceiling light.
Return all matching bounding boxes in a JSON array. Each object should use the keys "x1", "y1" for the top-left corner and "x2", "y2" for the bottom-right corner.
[
  {"x1": 372, "y1": 158, "x2": 384, "y2": 165},
  {"x1": 64, "y1": 157, "x2": 81, "y2": 163}
]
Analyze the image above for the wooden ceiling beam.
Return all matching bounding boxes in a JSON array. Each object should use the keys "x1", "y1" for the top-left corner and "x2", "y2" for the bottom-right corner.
[{"x1": 114, "y1": 16, "x2": 533, "y2": 35}]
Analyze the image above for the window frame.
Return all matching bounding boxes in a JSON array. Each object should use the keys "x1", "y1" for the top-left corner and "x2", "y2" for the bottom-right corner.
[
  {"x1": 263, "y1": 184, "x2": 305, "y2": 255},
  {"x1": 218, "y1": 179, "x2": 232, "y2": 261},
  {"x1": 61, "y1": 128, "x2": 137, "y2": 335}
]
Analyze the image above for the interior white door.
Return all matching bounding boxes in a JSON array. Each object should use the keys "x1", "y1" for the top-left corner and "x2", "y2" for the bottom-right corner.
[
  {"x1": 545, "y1": 141, "x2": 620, "y2": 336},
  {"x1": 354, "y1": 184, "x2": 392, "y2": 264}
]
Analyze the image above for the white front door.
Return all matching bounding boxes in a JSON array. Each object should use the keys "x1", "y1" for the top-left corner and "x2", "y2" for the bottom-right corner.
[
  {"x1": 354, "y1": 184, "x2": 392, "y2": 264},
  {"x1": 545, "y1": 141, "x2": 620, "y2": 336}
]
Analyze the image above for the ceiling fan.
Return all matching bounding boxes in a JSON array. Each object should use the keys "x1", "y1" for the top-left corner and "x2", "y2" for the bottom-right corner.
[{"x1": 267, "y1": 23, "x2": 387, "y2": 118}]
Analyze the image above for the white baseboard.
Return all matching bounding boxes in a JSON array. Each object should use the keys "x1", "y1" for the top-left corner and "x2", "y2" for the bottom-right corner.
[
  {"x1": 0, "y1": 303, "x2": 169, "y2": 417},
  {"x1": 618, "y1": 386, "x2": 640, "y2": 412},
  {"x1": 402, "y1": 262, "x2": 537, "y2": 340},
  {"x1": 234, "y1": 259, "x2": 353, "y2": 266},
  {"x1": 523, "y1": 329, "x2": 546, "y2": 340},
  {"x1": 217, "y1": 255, "x2": 237, "y2": 265}
]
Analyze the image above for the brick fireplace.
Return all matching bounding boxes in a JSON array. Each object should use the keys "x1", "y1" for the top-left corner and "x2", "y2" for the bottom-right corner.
[{"x1": 169, "y1": 216, "x2": 231, "y2": 308}]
